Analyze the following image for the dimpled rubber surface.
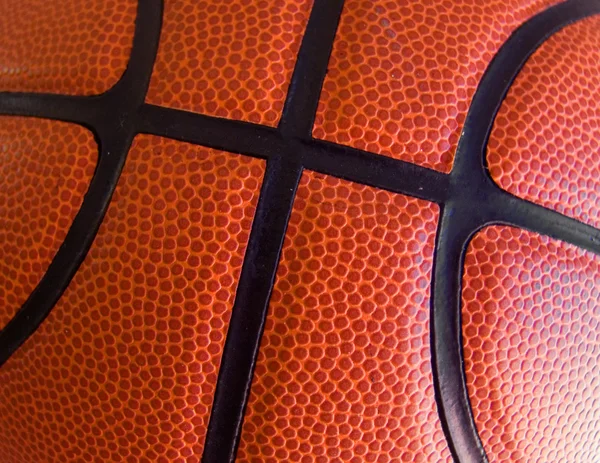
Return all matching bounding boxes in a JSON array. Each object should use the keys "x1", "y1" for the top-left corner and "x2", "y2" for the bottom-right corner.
[
  {"x1": 0, "y1": 117, "x2": 96, "y2": 331},
  {"x1": 487, "y1": 16, "x2": 600, "y2": 229},
  {"x1": 313, "y1": 0, "x2": 560, "y2": 172},
  {"x1": 462, "y1": 226, "x2": 600, "y2": 463},
  {"x1": 0, "y1": 136, "x2": 264, "y2": 463},
  {"x1": 146, "y1": 0, "x2": 312, "y2": 126},
  {"x1": 0, "y1": 0, "x2": 136, "y2": 95},
  {"x1": 238, "y1": 171, "x2": 451, "y2": 463}
]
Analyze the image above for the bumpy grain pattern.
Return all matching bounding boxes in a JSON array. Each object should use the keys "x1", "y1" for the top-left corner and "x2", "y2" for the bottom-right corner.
[
  {"x1": 146, "y1": 0, "x2": 313, "y2": 126},
  {"x1": 237, "y1": 171, "x2": 451, "y2": 463},
  {"x1": 0, "y1": 117, "x2": 96, "y2": 330},
  {"x1": 463, "y1": 226, "x2": 600, "y2": 463},
  {"x1": 0, "y1": 0, "x2": 136, "y2": 95},
  {"x1": 0, "y1": 136, "x2": 265, "y2": 463},
  {"x1": 488, "y1": 16, "x2": 600, "y2": 228},
  {"x1": 314, "y1": 0, "x2": 560, "y2": 172}
]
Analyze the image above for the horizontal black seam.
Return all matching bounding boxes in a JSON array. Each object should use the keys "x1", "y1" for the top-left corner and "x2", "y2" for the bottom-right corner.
[{"x1": 0, "y1": 0, "x2": 598, "y2": 462}]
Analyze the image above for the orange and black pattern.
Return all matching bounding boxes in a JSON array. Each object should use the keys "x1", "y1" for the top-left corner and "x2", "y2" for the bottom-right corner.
[
  {"x1": 314, "y1": 0, "x2": 561, "y2": 172},
  {"x1": 0, "y1": 118, "x2": 96, "y2": 330},
  {"x1": 0, "y1": 1, "x2": 600, "y2": 463},
  {"x1": 0, "y1": 136, "x2": 264, "y2": 461},
  {"x1": 238, "y1": 173, "x2": 448, "y2": 462},
  {"x1": 488, "y1": 15, "x2": 600, "y2": 229}
]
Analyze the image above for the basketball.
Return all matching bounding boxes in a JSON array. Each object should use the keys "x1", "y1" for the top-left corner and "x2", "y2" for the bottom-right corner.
[{"x1": 0, "y1": 0, "x2": 599, "y2": 461}]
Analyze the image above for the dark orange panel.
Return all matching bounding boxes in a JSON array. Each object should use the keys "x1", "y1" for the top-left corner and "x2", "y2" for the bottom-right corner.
[
  {"x1": 0, "y1": 117, "x2": 96, "y2": 330},
  {"x1": 146, "y1": 0, "x2": 312, "y2": 126},
  {"x1": 0, "y1": 136, "x2": 265, "y2": 463},
  {"x1": 238, "y1": 172, "x2": 450, "y2": 462},
  {"x1": 0, "y1": 0, "x2": 136, "y2": 94},
  {"x1": 487, "y1": 16, "x2": 600, "y2": 228},
  {"x1": 313, "y1": 0, "x2": 560, "y2": 172},
  {"x1": 463, "y1": 226, "x2": 600, "y2": 463}
]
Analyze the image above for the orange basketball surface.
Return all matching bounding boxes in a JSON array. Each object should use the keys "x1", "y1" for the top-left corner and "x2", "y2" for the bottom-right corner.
[
  {"x1": 463, "y1": 226, "x2": 600, "y2": 463},
  {"x1": 0, "y1": 0, "x2": 136, "y2": 95},
  {"x1": 146, "y1": 0, "x2": 313, "y2": 126},
  {"x1": 0, "y1": 0, "x2": 600, "y2": 462},
  {"x1": 0, "y1": 117, "x2": 96, "y2": 329},
  {"x1": 238, "y1": 172, "x2": 449, "y2": 462},
  {"x1": 0, "y1": 136, "x2": 264, "y2": 462}
]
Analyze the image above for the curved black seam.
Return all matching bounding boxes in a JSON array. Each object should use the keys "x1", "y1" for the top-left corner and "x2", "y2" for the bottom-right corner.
[
  {"x1": 0, "y1": 0, "x2": 598, "y2": 462},
  {"x1": 432, "y1": 1, "x2": 600, "y2": 463},
  {"x1": 431, "y1": 207, "x2": 488, "y2": 463},
  {"x1": 0, "y1": 0, "x2": 164, "y2": 366},
  {"x1": 452, "y1": 0, "x2": 600, "y2": 177},
  {"x1": 489, "y1": 189, "x2": 600, "y2": 254}
]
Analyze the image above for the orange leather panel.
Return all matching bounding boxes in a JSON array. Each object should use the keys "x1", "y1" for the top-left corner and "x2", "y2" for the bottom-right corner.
[
  {"x1": 463, "y1": 226, "x2": 600, "y2": 462},
  {"x1": 0, "y1": 117, "x2": 96, "y2": 330},
  {"x1": 0, "y1": 136, "x2": 265, "y2": 462},
  {"x1": 238, "y1": 171, "x2": 450, "y2": 462},
  {"x1": 0, "y1": 0, "x2": 136, "y2": 94},
  {"x1": 146, "y1": 0, "x2": 313, "y2": 126}
]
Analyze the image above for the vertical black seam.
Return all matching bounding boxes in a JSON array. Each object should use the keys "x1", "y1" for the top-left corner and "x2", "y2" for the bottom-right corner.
[
  {"x1": 431, "y1": 1, "x2": 600, "y2": 462},
  {"x1": 278, "y1": 0, "x2": 345, "y2": 138},
  {"x1": 201, "y1": 156, "x2": 303, "y2": 463},
  {"x1": 0, "y1": 0, "x2": 164, "y2": 366},
  {"x1": 0, "y1": 0, "x2": 598, "y2": 462},
  {"x1": 202, "y1": 1, "x2": 345, "y2": 461}
]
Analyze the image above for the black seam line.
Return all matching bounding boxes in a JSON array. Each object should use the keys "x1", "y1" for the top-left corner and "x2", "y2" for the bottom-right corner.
[
  {"x1": 0, "y1": 137, "x2": 131, "y2": 366},
  {"x1": 136, "y1": 104, "x2": 449, "y2": 203},
  {"x1": 0, "y1": 0, "x2": 164, "y2": 367},
  {"x1": 489, "y1": 188, "x2": 600, "y2": 255},
  {"x1": 202, "y1": 156, "x2": 303, "y2": 463},
  {"x1": 0, "y1": 93, "x2": 96, "y2": 128},
  {"x1": 431, "y1": 207, "x2": 485, "y2": 463},
  {"x1": 431, "y1": 1, "x2": 600, "y2": 463},
  {"x1": 202, "y1": 1, "x2": 344, "y2": 461},
  {"x1": 0, "y1": 0, "x2": 598, "y2": 462},
  {"x1": 137, "y1": 104, "x2": 283, "y2": 159},
  {"x1": 300, "y1": 138, "x2": 448, "y2": 203},
  {"x1": 278, "y1": 0, "x2": 345, "y2": 137}
]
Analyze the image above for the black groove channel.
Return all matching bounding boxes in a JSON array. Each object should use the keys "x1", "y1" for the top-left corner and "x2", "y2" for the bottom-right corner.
[
  {"x1": 202, "y1": 0, "x2": 344, "y2": 461},
  {"x1": 0, "y1": 0, "x2": 164, "y2": 365},
  {"x1": 201, "y1": 156, "x2": 302, "y2": 463},
  {"x1": 0, "y1": 0, "x2": 598, "y2": 462},
  {"x1": 431, "y1": 1, "x2": 600, "y2": 462}
]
